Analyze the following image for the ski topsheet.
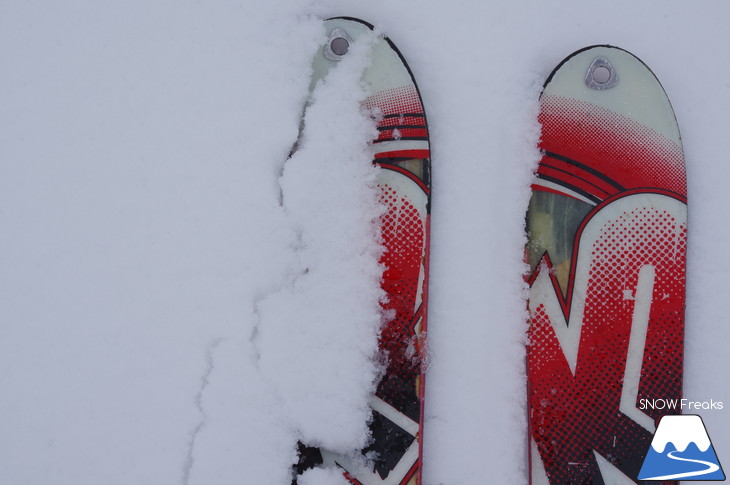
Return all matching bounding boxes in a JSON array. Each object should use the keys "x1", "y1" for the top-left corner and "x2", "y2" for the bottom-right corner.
[
  {"x1": 526, "y1": 46, "x2": 686, "y2": 484},
  {"x1": 294, "y1": 18, "x2": 430, "y2": 485}
]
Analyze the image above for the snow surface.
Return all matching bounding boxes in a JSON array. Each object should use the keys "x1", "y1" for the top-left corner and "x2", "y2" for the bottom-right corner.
[{"x1": 1, "y1": 1, "x2": 729, "y2": 484}]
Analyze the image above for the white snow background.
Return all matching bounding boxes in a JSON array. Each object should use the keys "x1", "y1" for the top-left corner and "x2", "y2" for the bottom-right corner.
[{"x1": 1, "y1": 1, "x2": 728, "y2": 484}]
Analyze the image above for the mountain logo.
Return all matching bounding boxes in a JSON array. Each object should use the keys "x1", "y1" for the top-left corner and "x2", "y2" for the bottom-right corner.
[{"x1": 638, "y1": 414, "x2": 726, "y2": 481}]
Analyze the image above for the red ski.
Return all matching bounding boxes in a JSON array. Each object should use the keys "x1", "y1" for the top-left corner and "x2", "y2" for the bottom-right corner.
[
  {"x1": 295, "y1": 18, "x2": 430, "y2": 485},
  {"x1": 526, "y1": 46, "x2": 686, "y2": 484}
]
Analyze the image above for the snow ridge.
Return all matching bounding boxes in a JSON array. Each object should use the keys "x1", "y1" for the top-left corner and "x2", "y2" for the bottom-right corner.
[{"x1": 183, "y1": 338, "x2": 225, "y2": 485}]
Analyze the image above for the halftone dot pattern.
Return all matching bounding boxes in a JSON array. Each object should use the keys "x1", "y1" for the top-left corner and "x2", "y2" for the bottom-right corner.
[
  {"x1": 366, "y1": 86, "x2": 428, "y2": 144},
  {"x1": 539, "y1": 95, "x2": 686, "y2": 199},
  {"x1": 528, "y1": 76, "x2": 686, "y2": 484},
  {"x1": 295, "y1": 23, "x2": 430, "y2": 485},
  {"x1": 590, "y1": 208, "x2": 686, "y2": 426},
  {"x1": 529, "y1": 202, "x2": 686, "y2": 484},
  {"x1": 364, "y1": 85, "x2": 424, "y2": 117},
  {"x1": 359, "y1": 76, "x2": 429, "y2": 484},
  {"x1": 376, "y1": 183, "x2": 427, "y2": 422}
]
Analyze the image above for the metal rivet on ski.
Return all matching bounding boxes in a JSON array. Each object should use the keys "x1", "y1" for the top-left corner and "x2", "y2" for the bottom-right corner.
[
  {"x1": 330, "y1": 37, "x2": 349, "y2": 56},
  {"x1": 323, "y1": 28, "x2": 352, "y2": 61},
  {"x1": 592, "y1": 66, "x2": 611, "y2": 84},
  {"x1": 585, "y1": 56, "x2": 618, "y2": 90}
]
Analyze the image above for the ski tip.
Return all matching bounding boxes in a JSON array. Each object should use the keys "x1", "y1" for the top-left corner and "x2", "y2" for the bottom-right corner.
[
  {"x1": 542, "y1": 44, "x2": 664, "y2": 92},
  {"x1": 540, "y1": 44, "x2": 680, "y2": 145},
  {"x1": 326, "y1": 16, "x2": 376, "y2": 30},
  {"x1": 320, "y1": 16, "x2": 428, "y2": 136}
]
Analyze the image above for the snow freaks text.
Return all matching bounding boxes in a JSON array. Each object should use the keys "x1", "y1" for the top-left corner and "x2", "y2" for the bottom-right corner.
[{"x1": 639, "y1": 399, "x2": 724, "y2": 411}]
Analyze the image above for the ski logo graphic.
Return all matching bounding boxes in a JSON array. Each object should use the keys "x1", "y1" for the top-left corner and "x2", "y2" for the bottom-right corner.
[
  {"x1": 528, "y1": 193, "x2": 687, "y2": 483},
  {"x1": 638, "y1": 415, "x2": 726, "y2": 481}
]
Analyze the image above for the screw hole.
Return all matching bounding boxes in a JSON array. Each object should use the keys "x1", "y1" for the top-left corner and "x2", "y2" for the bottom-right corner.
[
  {"x1": 592, "y1": 66, "x2": 611, "y2": 84},
  {"x1": 330, "y1": 37, "x2": 349, "y2": 56}
]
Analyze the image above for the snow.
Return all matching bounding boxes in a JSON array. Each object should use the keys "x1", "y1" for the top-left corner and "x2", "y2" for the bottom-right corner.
[
  {"x1": 1, "y1": 1, "x2": 729, "y2": 484},
  {"x1": 299, "y1": 467, "x2": 352, "y2": 485},
  {"x1": 254, "y1": 29, "x2": 385, "y2": 453}
]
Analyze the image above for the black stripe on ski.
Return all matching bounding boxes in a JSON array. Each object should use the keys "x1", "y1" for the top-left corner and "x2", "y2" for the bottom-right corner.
[
  {"x1": 382, "y1": 113, "x2": 426, "y2": 119},
  {"x1": 543, "y1": 151, "x2": 626, "y2": 191},
  {"x1": 374, "y1": 136, "x2": 429, "y2": 143},
  {"x1": 535, "y1": 173, "x2": 603, "y2": 204},
  {"x1": 377, "y1": 125, "x2": 427, "y2": 131},
  {"x1": 538, "y1": 161, "x2": 614, "y2": 196}
]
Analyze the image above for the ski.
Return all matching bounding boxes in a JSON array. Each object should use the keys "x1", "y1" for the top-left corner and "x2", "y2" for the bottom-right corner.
[
  {"x1": 526, "y1": 46, "x2": 686, "y2": 484},
  {"x1": 294, "y1": 17, "x2": 430, "y2": 485}
]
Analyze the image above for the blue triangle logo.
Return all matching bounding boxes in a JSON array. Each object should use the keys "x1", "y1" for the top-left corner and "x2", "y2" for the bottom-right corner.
[{"x1": 639, "y1": 415, "x2": 726, "y2": 481}]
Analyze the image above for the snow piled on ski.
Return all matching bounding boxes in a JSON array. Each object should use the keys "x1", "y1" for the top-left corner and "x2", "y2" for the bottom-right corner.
[{"x1": 254, "y1": 27, "x2": 385, "y2": 454}]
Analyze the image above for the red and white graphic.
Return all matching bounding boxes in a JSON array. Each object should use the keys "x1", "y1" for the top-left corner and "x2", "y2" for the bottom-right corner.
[
  {"x1": 527, "y1": 46, "x2": 687, "y2": 485},
  {"x1": 295, "y1": 18, "x2": 430, "y2": 485},
  {"x1": 341, "y1": 42, "x2": 430, "y2": 485}
]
